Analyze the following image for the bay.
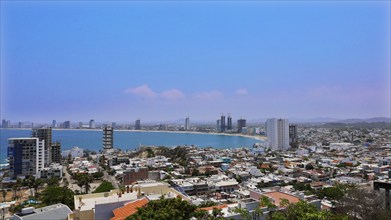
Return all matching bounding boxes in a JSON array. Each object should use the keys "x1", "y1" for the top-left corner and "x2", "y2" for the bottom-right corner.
[{"x1": 0, "y1": 129, "x2": 262, "y2": 163}]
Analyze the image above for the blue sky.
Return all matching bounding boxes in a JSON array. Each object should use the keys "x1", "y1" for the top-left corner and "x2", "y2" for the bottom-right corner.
[{"x1": 1, "y1": 1, "x2": 390, "y2": 122}]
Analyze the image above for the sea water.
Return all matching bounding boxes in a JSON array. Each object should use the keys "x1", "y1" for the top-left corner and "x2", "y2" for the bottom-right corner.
[{"x1": 0, "y1": 129, "x2": 262, "y2": 163}]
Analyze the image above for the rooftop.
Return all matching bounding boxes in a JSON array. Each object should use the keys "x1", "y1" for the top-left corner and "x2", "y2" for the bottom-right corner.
[{"x1": 110, "y1": 197, "x2": 149, "y2": 220}]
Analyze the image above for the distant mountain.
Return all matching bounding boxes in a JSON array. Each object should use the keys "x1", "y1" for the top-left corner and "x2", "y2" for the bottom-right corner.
[
  {"x1": 289, "y1": 117, "x2": 339, "y2": 123},
  {"x1": 337, "y1": 117, "x2": 391, "y2": 124}
]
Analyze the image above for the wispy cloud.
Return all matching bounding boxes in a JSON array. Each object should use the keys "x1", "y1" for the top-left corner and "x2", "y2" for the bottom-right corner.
[
  {"x1": 125, "y1": 85, "x2": 185, "y2": 101},
  {"x1": 161, "y1": 89, "x2": 185, "y2": 100},
  {"x1": 124, "y1": 84, "x2": 157, "y2": 98},
  {"x1": 235, "y1": 88, "x2": 248, "y2": 95},
  {"x1": 195, "y1": 90, "x2": 223, "y2": 101}
]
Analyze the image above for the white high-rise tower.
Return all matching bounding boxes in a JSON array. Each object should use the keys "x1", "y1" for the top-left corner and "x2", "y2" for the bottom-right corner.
[{"x1": 266, "y1": 118, "x2": 290, "y2": 151}]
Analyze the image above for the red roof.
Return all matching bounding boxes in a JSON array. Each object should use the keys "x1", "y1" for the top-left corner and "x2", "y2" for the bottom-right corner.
[
  {"x1": 110, "y1": 197, "x2": 149, "y2": 220},
  {"x1": 199, "y1": 204, "x2": 228, "y2": 211},
  {"x1": 262, "y1": 192, "x2": 300, "y2": 207}
]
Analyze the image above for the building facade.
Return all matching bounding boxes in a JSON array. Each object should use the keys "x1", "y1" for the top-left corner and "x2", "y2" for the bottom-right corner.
[
  {"x1": 237, "y1": 119, "x2": 247, "y2": 133},
  {"x1": 289, "y1": 124, "x2": 298, "y2": 147},
  {"x1": 227, "y1": 115, "x2": 232, "y2": 130},
  {"x1": 185, "y1": 117, "x2": 190, "y2": 131},
  {"x1": 216, "y1": 120, "x2": 221, "y2": 132},
  {"x1": 135, "y1": 119, "x2": 141, "y2": 130},
  {"x1": 51, "y1": 142, "x2": 62, "y2": 164},
  {"x1": 123, "y1": 167, "x2": 149, "y2": 185},
  {"x1": 89, "y1": 120, "x2": 95, "y2": 129},
  {"x1": 103, "y1": 127, "x2": 114, "y2": 150},
  {"x1": 8, "y1": 138, "x2": 45, "y2": 178},
  {"x1": 32, "y1": 127, "x2": 52, "y2": 166},
  {"x1": 266, "y1": 118, "x2": 290, "y2": 151},
  {"x1": 63, "y1": 121, "x2": 71, "y2": 129},
  {"x1": 220, "y1": 115, "x2": 226, "y2": 132}
]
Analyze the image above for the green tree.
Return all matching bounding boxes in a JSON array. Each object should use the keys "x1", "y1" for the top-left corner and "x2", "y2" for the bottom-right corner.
[
  {"x1": 125, "y1": 197, "x2": 198, "y2": 220},
  {"x1": 277, "y1": 200, "x2": 334, "y2": 220},
  {"x1": 2, "y1": 190, "x2": 6, "y2": 202},
  {"x1": 92, "y1": 171, "x2": 104, "y2": 179},
  {"x1": 40, "y1": 186, "x2": 75, "y2": 210},
  {"x1": 198, "y1": 200, "x2": 217, "y2": 208},
  {"x1": 212, "y1": 207, "x2": 224, "y2": 218},
  {"x1": 46, "y1": 176, "x2": 60, "y2": 187},
  {"x1": 93, "y1": 181, "x2": 114, "y2": 193},
  {"x1": 233, "y1": 207, "x2": 251, "y2": 220},
  {"x1": 75, "y1": 174, "x2": 93, "y2": 194},
  {"x1": 260, "y1": 195, "x2": 277, "y2": 220}
]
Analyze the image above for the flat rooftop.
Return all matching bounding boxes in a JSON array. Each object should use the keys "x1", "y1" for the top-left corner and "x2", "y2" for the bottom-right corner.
[{"x1": 74, "y1": 191, "x2": 138, "y2": 211}]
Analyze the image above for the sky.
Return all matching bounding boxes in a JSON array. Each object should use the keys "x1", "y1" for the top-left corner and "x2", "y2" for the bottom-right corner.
[{"x1": 1, "y1": 1, "x2": 390, "y2": 123}]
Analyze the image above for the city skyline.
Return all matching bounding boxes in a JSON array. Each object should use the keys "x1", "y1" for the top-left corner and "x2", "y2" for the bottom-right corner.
[{"x1": 1, "y1": 1, "x2": 390, "y2": 122}]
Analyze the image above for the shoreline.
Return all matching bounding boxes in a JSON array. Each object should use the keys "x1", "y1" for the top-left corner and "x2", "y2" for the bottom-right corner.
[{"x1": 1, "y1": 128, "x2": 266, "y2": 141}]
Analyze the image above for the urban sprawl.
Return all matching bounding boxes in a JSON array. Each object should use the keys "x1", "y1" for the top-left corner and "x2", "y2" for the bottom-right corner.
[{"x1": 1, "y1": 116, "x2": 391, "y2": 220}]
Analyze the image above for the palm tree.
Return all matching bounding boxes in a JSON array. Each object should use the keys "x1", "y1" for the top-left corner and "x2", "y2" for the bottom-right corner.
[{"x1": 76, "y1": 174, "x2": 93, "y2": 194}]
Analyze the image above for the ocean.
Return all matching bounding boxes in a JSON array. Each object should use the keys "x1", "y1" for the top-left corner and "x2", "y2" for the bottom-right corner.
[{"x1": 0, "y1": 129, "x2": 263, "y2": 163}]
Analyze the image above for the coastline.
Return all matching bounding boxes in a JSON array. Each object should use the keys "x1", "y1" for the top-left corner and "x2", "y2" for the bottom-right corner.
[{"x1": 1, "y1": 128, "x2": 266, "y2": 141}]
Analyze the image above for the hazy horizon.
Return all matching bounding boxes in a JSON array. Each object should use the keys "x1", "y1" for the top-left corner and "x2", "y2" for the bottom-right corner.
[{"x1": 1, "y1": 1, "x2": 390, "y2": 122}]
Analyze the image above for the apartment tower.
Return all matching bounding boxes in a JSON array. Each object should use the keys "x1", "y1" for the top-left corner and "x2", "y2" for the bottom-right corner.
[{"x1": 266, "y1": 118, "x2": 290, "y2": 151}]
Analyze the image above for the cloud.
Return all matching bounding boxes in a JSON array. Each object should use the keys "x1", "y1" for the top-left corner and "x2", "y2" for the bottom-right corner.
[
  {"x1": 195, "y1": 90, "x2": 223, "y2": 101},
  {"x1": 160, "y1": 89, "x2": 185, "y2": 100},
  {"x1": 236, "y1": 88, "x2": 248, "y2": 95},
  {"x1": 124, "y1": 84, "x2": 157, "y2": 98}
]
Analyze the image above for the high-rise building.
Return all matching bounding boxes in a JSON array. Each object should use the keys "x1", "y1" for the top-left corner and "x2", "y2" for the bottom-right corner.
[
  {"x1": 18, "y1": 122, "x2": 22, "y2": 128},
  {"x1": 78, "y1": 122, "x2": 83, "y2": 129},
  {"x1": 289, "y1": 124, "x2": 298, "y2": 147},
  {"x1": 227, "y1": 114, "x2": 232, "y2": 130},
  {"x1": 63, "y1": 121, "x2": 71, "y2": 129},
  {"x1": 266, "y1": 118, "x2": 290, "y2": 151},
  {"x1": 185, "y1": 117, "x2": 190, "y2": 131},
  {"x1": 2, "y1": 119, "x2": 10, "y2": 128},
  {"x1": 32, "y1": 127, "x2": 52, "y2": 166},
  {"x1": 89, "y1": 119, "x2": 96, "y2": 129},
  {"x1": 135, "y1": 119, "x2": 141, "y2": 130},
  {"x1": 52, "y1": 120, "x2": 57, "y2": 128},
  {"x1": 112, "y1": 122, "x2": 117, "y2": 129},
  {"x1": 237, "y1": 118, "x2": 247, "y2": 133},
  {"x1": 103, "y1": 126, "x2": 114, "y2": 150},
  {"x1": 216, "y1": 119, "x2": 221, "y2": 132},
  {"x1": 8, "y1": 138, "x2": 45, "y2": 178},
  {"x1": 51, "y1": 142, "x2": 62, "y2": 164},
  {"x1": 220, "y1": 115, "x2": 226, "y2": 132}
]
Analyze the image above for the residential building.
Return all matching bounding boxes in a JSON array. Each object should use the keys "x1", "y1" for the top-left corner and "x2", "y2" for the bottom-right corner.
[
  {"x1": 227, "y1": 114, "x2": 232, "y2": 130},
  {"x1": 62, "y1": 147, "x2": 84, "y2": 160},
  {"x1": 12, "y1": 203, "x2": 72, "y2": 220},
  {"x1": 39, "y1": 163, "x2": 63, "y2": 179},
  {"x1": 216, "y1": 120, "x2": 221, "y2": 132},
  {"x1": 103, "y1": 127, "x2": 114, "y2": 150},
  {"x1": 2, "y1": 119, "x2": 10, "y2": 128},
  {"x1": 89, "y1": 120, "x2": 95, "y2": 129},
  {"x1": 266, "y1": 118, "x2": 290, "y2": 151},
  {"x1": 185, "y1": 117, "x2": 190, "y2": 131},
  {"x1": 63, "y1": 121, "x2": 71, "y2": 129},
  {"x1": 51, "y1": 141, "x2": 62, "y2": 164},
  {"x1": 8, "y1": 138, "x2": 45, "y2": 178},
  {"x1": 32, "y1": 127, "x2": 52, "y2": 166},
  {"x1": 52, "y1": 120, "x2": 57, "y2": 128},
  {"x1": 135, "y1": 119, "x2": 141, "y2": 130},
  {"x1": 289, "y1": 124, "x2": 298, "y2": 147},
  {"x1": 220, "y1": 115, "x2": 226, "y2": 132},
  {"x1": 237, "y1": 118, "x2": 246, "y2": 133},
  {"x1": 123, "y1": 167, "x2": 149, "y2": 185}
]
